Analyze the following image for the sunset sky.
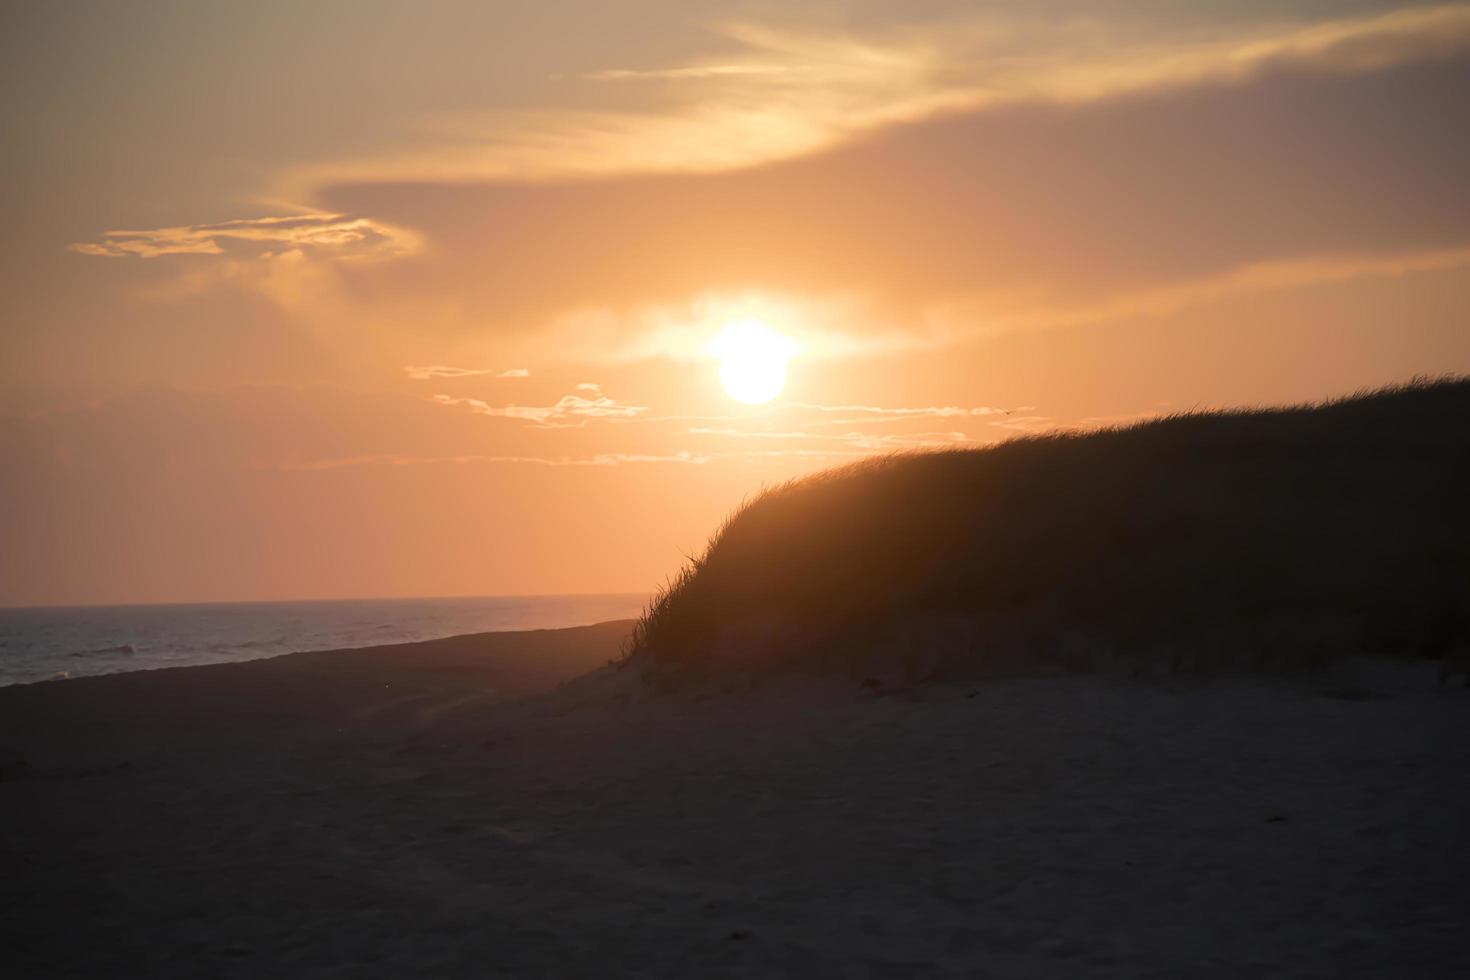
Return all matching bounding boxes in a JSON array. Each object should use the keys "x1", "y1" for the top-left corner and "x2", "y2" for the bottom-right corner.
[{"x1": 3, "y1": 1, "x2": 1469, "y2": 606}]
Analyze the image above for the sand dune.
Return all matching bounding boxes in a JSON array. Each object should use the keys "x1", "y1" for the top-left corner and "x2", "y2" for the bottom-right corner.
[{"x1": 2, "y1": 623, "x2": 1467, "y2": 978}]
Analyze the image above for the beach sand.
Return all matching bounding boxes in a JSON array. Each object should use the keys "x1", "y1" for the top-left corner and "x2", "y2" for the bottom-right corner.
[{"x1": 2, "y1": 622, "x2": 1467, "y2": 978}]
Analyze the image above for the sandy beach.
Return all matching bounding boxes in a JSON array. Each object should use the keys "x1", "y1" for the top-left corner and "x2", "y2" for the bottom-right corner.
[{"x1": 3, "y1": 621, "x2": 1467, "y2": 978}]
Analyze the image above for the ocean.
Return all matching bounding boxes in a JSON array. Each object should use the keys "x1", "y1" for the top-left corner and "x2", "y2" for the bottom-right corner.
[{"x1": 0, "y1": 594, "x2": 650, "y2": 687}]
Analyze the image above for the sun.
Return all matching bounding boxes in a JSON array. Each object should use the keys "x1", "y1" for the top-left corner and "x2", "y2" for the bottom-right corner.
[{"x1": 709, "y1": 318, "x2": 800, "y2": 404}]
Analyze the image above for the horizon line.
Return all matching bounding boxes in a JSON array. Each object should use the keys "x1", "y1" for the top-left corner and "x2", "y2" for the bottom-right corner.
[{"x1": 0, "y1": 590, "x2": 653, "y2": 614}]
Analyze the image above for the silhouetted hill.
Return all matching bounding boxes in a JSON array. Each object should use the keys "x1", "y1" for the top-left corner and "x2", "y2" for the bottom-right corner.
[{"x1": 627, "y1": 378, "x2": 1470, "y2": 687}]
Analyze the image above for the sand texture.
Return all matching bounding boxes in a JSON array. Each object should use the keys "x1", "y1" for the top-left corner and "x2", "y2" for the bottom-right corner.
[{"x1": 2, "y1": 623, "x2": 1468, "y2": 978}]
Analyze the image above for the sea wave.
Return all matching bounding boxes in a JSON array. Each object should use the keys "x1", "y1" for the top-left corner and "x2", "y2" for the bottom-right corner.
[
  {"x1": 68, "y1": 643, "x2": 138, "y2": 658},
  {"x1": 0, "y1": 594, "x2": 648, "y2": 687}
]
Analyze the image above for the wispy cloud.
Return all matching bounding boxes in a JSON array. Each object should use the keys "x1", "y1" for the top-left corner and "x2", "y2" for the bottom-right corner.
[
  {"x1": 284, "y1": 4, "x2": 1470, "y2": 188},
  {"x1": 945, "y1": 244, "x2": 1470, "y2": 335},
  {"x1": 404, "y1": 365, "x2": 491, "y2": 380},
  {"x1": 425, "y1": 399, "x2": 1020, "y2": 432},
  {"x1": 538, "y1": 291, "x2": 928, "y2": 364},
  {"x1": 69, "y1": 213, "x2": 421, "y2": 261},
  {"x1": 690, "y1": 424, "x2": 976, "y2": 452},
  {"x1": 502, "y1": 400, "x2": 1022, "y2": 431},
  {"x1": 403, "y1": 365, "x2": 531, "y2": 380},
  {"x1": 64, "y1": 6, "x2": 1470, "y2": 370},
  {"x1": 430, "y1": 384, "x2": 646, "y2": 427}
]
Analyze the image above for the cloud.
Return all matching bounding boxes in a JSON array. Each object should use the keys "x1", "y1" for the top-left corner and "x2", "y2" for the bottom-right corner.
[
  {"x1": 536, "y1": 291, "x2": 925, "y2": 364},
  {"x1": 285, "y1": 4, "x2": 1470, "y2": 188},
  {"x1": 68, "y1": 213, "x2": 421, "y2": 261},
  {"x1": 416, "y1": 390, "x2": 1019, "y2": 459},
  {"x1": 689, "y1": 422, "x2": 977, "y2": 452},
  {"x1": 69, "y1": 12, "x2": 1470, "y2": 364},
  {"x1": 72, "y1": 213, "x2": 433, "y2": 337},
  {"x1": 308, "y1": 47, "x2": 1469, "y2": 359},
  {"x1": 403, "y1": 365, "x2": 530, "y2": 380},
  {"x1": 937, "y1": 245, "x2": 1470, "y2": 334},
  {"x1": 404, "y1": 365, "x2": 492, "y2": 380},
  {"x1": 437, "y1": 399, "x2": 1020, "y2": 432},
  {"x1": 431, "y1": 384, "x2": 646, "y2": 427},
  {"x1": 425, "y1": 398, "x2": 1022, "y2": 435}
]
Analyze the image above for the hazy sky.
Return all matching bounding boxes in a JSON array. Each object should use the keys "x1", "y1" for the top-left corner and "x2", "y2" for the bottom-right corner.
[{"x1": 3, "y1": 1, "x2": 1468, "y2": 606}]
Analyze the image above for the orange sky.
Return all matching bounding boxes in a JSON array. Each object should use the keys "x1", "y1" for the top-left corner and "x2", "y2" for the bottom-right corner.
[{"x1": 3, "y1": 1, "x2": 1469, "y2": 606}]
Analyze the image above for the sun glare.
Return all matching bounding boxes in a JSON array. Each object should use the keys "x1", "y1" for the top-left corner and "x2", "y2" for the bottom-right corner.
[{"x1": 710, "y1": 318, "x2": 800, "y2": 404}]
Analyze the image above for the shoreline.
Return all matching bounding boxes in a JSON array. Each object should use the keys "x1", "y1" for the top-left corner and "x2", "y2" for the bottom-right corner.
[
  {"x1": 0, "y1": 620, "x2": 634, "y2": 771},
  {"x1": 0, "y1": 592, "x2": 650, "y2": 687},
  {"x1": 2, "y1": 618, "x2": 638, "y2": 691}
]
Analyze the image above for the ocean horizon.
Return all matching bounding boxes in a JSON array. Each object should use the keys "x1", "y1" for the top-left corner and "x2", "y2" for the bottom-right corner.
[{"x1": 0, "y1": 593, "x2": 649, "y2": 687}]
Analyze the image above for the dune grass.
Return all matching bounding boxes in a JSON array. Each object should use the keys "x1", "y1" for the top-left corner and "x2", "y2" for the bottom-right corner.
[{"x1": 624, "y1": 378, "x2": 1470, "y2": 686}]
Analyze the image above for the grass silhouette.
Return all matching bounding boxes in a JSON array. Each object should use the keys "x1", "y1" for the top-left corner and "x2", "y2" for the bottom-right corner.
[{"x1": 625, "y1": 377, "x2": 1470, "y2": 687}]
